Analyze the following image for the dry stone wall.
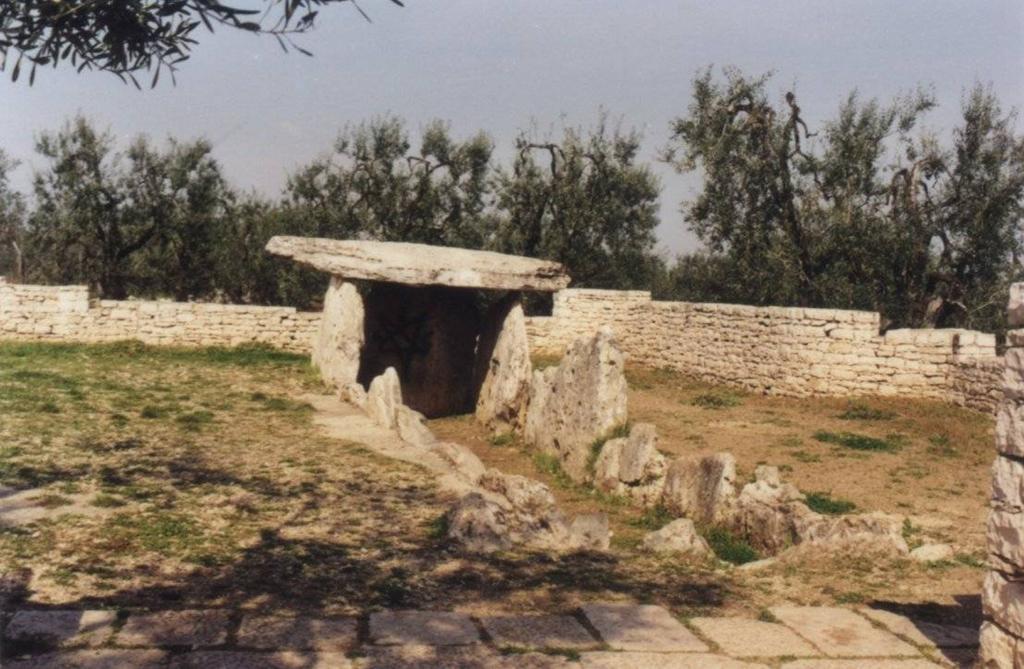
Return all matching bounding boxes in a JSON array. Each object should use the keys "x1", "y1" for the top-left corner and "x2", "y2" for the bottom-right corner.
[
  {"x1": 981, "y1": 285, "x2": 1024, "y2": 667},
  {"x1": 0, "y1": 279, "x2": 320, "y2": 353},
  {"x1": 527, "y1": 288, "x2": 1004, "y2": 412}
]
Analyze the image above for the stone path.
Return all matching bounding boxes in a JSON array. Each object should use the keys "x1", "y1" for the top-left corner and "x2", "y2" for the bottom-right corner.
[{"x1": 1, "y1": 604, "x2": 978, "y2": 668}]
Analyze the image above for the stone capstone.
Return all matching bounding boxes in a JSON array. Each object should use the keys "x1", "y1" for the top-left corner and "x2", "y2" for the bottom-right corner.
[
  {"x1": 642, "y1": 518, "x2": 711, "y2": 556},
  {"x1": 660, "y1": 453, "x2": 737, "y2": 525},
  {"x1": 522, "y1": 327, "x2": 628, "y2": 482},
  {"x1": 592, "y1": 423, "x2": 666, "y2": 505},
  {"x1": 312, "y1": 278, "x2": 364, "y2": 390},
  {"x1": 266, "y1": 236, "x2": 570, "y2": 292},
  {"x1": 474, "y1": 297, "x2": 532, "y2": 432}
]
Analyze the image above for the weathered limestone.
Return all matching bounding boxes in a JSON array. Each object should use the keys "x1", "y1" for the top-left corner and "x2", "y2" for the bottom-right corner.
[
  {"x1": 660, "y1": 453, "x2": 737, "y2": 525},
  {"x1": 446, "y1": 469, "x2": 609, "y2": 553},
  {"x1": 734, "y1": 466, "x2": 906, "y2": 555},
  {"x1": 474, "y1": 297, "x2": 532, "y2": 432},
  {"x1": 689, "y1": 618, "x2": 818, "y2": 658},
  {"x1": 982, "y1": 284, "x2": 1024, "y2": 667},
  {"x1": 642, "y1": 518, "x2": 711, "y2": 556},
  {"x1": 909, "y1": 543, "x2": 955, "y2": 563},
  {"x1": 768, "y1": 606, "x2": 918, "y2": 657},
  {"x1": 368, "y1": 610, "x2": 479, "y2": 646},
  {"x1": 365, "y1": 367, "x2": 435, "y2": 447},
  {"x1": 579, "y1": 603, "x2": 708, "y2": 652},
  {"x1": 266, "y1": 236, "x2": 570, "y2": 291},
  {"x1": 431, "y1": 442, "x2": 487, "y2": 487},
  {"x1": 480, "y1": 615, "x2": 598, "y2": 650},
  {"x1": 523, "y1": 327, "x2": 629, "y2": 482},
  {"x1": 593, "y1": 423, "x2": 666, "y2": 505},
  {"x1": 312, "y1": 278, "x2": 364, "y2": 389},
  {"x1": 526, "y1": 287, "x2": 1005, "y2": 413},
  {"x1": 116, "y1": 610, "x2": 231, "y2": 647}
]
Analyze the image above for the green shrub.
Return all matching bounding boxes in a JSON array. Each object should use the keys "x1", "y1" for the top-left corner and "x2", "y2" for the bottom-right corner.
[
  {"x1": 691, "y1": 392, "x2": 742, "y2": 409},
  {"x1": 702, "y1": 525, "x2": 760, "y2": 565},
  {"x1": 490, "y1": 432, "x2": 515, "y2": 447},
  {"x1": 838, "y1": 402, "x2": 896, "y2": 421},
  {"x1": 804, "y1": 491, "x2": 856, "y2": 515},
  {"x1": 813, "y1": 431, "x2": 901, "y2": 452}
]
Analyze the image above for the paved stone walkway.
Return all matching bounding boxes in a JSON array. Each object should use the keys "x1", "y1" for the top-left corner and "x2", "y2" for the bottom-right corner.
[{"x1": 0, "y1": 603, "x2": 979, "y2": 668}]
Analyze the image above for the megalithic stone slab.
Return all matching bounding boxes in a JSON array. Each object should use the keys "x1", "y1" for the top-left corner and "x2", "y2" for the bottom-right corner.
[{"x1": 266, "y1": 236, "x2": 570, "y2": 291}]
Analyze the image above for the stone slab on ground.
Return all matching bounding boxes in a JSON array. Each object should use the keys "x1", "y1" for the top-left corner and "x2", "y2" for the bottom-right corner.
[
  {"x1": 857, "y1": 608, "x2": 980, "y2": 649},
  {"x1": 579, "y1": 652, "x2": 769, "y2": 669},
  {"x1": 4, "y1": 610, "x2": 116, "y2": 648},
  {"x1": 479, "y1": 614, "x2": 598, "y2": 650},
  {"x1": 580, "y1": 602, "x2": 708, "y2": 652},
  {"x1": 369, "y1": 610, "x2": 480, "y2": 646},
  {"x1": 171, "y1": 650, "x2": 353, "y2": 668},
  {"x1": 770, "y1": 606, "x2": 920, "y2": 658},
  {"x1": 689, "y1": 617, "x2": 818, "y2": 657},
  {"x1": 361, "y1": 645, "x2": 570, "y2": 668},
  {"x1": 780, "y1": 660, "x2": 942, "y2": 668},
  {"x1": 236, "y1": 616, "x2": 358, "y2": 651},
  {"x1": 5, "y1": 650, "x2": 169, "y2": 668},
  {"x1": 116, "y1": 609, "x2": 231, "y2": 647}
]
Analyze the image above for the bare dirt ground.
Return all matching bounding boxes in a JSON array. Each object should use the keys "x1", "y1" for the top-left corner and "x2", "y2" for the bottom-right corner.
[
  {"x1": 0, "y1": 341, "x2": 989, "y2": 631},
  {"x1": 430, "y1": 360, "x2": 994, "y2": 629},
  {"x1": 0, "y1": 342, "x2": 732, "y2": 620}
]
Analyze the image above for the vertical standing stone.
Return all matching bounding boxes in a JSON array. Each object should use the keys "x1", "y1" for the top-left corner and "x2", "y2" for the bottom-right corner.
[
  {"x1": 312, "y1": 278, "x2": 365, "y2": 390},
  {"x1": 474, "y1": 296, "x2": 532, "y2": 433},
  {"x1": 522, "y1": 327, "x2": 629, "y2": 482},
  {"x1": 981, "y1": 283, "x2": 1024, "y2": 667}
]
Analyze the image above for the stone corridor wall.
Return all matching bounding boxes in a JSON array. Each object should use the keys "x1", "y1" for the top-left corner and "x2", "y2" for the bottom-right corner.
[
  {"x1": 527, "y1": 288, "x2": 1004, "y2": 413},
  {"x1": 0, "y1": 279, "x2": 320, "y2": 353},
  {"x1": 981, "y1": 285, "x2": 1024, "y2": 666}
]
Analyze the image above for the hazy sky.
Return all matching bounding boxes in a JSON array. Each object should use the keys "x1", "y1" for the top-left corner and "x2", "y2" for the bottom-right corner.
[{"x1": 2, "y1": 0, "x2": 1022, "y2": 254}]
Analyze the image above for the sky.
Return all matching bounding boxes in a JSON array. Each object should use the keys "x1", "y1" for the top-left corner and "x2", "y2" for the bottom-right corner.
[{"x1": 2, "y1": 0, "x2": 1022, "y2": 255}]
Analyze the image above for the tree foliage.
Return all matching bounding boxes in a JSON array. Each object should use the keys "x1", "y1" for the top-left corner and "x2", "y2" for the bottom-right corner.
[
  {"x1": 26, "y1": 117, "x2": 232, "y2": 299},
  {"x1": 494, "y1": 117, "x2": 662, "y2": 289},
  {"x1": 0, "y1": 0, "x2": 402, "y2": 86},
  {"x1": 286, "y1": 117, "x2": 495, "y2": 249},
  {"x1": 0, "y1": 150, "x2": 27, "y2": 281},
  {"x1": 664, "y1": 68, "x2": 1024, "y2": 330}
]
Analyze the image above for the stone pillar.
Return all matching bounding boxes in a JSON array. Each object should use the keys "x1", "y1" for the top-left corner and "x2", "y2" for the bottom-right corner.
[
  {"x1": 312, "y1": 277, "x2": 365, "y2": 390},
  {"x1": 474, "y1": 295, "x2": 532, "y2": 433},
  {"x1": 981, "y1": 283, "x2": 1024, "y2": 667}
]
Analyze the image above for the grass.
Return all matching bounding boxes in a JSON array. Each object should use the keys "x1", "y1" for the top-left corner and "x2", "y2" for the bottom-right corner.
[
  {"x1": 489, "y1": 432, "x2": 515, "y2": 447},
  {"x1": 701, "y1": 525, "x2": 760, "y2": 565},
  {"x1": 630, "y1": 505, "x2": 675, "y2": 531},
  {"x1": 804, "y1": 491, "x2": 857, "y2": 515},
  {"x1": 690, "y1": 392, "x2": 742, "y2": 410},
  {"x1": 926, "y1": 434, "x2": 958, "y2": 457},
  {"x1": 813, "y1": 430, "x2": 903, "y2": 452},
  {"x1": 838, "y1": 402, "x2": 896, "y2": 421}
]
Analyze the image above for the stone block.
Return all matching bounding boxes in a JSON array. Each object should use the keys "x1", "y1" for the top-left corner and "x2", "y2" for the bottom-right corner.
[
  {"x1": 480, "y1": 614, "x2": 598, "y2": 650},
  {"x1": 579, "y1": 653, "x2": 767, "y2": 669},
  {"x1": 116, "y1": 609, "x2": 231, "y2": 647},
  {"x1": 857, "y1": 608, "x2": 979, "y2": 648},
  {"x1": 768, "y1": 606, "x2": 918, "y2": 657},
  {"x1": 983, "y1": 570, "x2": 1024, "y2": 637},
  {"x1": 996, "y1": 400, "x2": 1024, "y2": 458},
  {"x1": 170, "y1": 651, "x2": 352, "y2": 668},
  {"x1": 978, "y1": 621, "x2": 1020, "y2": 668},
  {"x1": 988, "y1": 509, "x2": 1024, "y2": 571},
  {"x1": 236, "y1": 616, "x2": 357, "y2": 650},
  {"x1": 6, "y1": 650, "x2": 169, "y2": 668},
  {"x1": 580, "y1": 602, "x2": 708, "y2": 652},
  {"x1": 689, "y1": 617, "x2": 818, "y2": 657},
  {"x1": 993, "y1": 456, "x2": 1024, "y2": 512},
  {"x1": 369, "y1": 610, "x2": 479, "y2": 646},
  {"x1": 4, "y1": 610, "x2": 116, "y2": 648}
]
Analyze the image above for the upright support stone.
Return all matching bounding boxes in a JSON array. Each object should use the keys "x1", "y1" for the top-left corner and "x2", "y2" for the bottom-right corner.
[
  {"x1": 312, "y1": 278, "x2": 364, "y2": 390},
  {"x1": 981, "y1": 283, "x2": 1024, "y2": 667},
  {"x1": 522, "y1": 327, "x2": 628, "y2": 482},
  {"x1": 474, "y1": 296, "x2": 532, "y2": 432}
]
